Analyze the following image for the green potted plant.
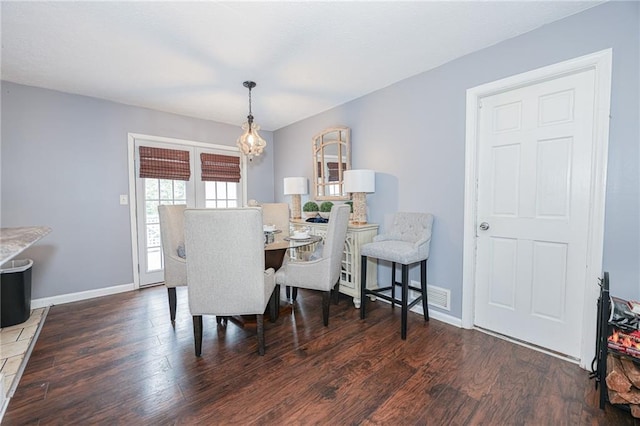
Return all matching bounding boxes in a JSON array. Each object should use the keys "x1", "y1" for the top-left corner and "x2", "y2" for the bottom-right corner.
[
  {"x1": 344, "y1": 201, "x2": 354, "y2": 220},
  {"x1": 302, "y1": 201, "x2": 319, "y2": 219},
  {"x1": 319, "y1": 201, "x2": 334, "y2": 219}
]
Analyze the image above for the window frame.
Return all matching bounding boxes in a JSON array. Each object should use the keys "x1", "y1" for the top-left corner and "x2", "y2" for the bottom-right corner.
[{"x1": 127, "y1": 133, "x2": 247, "y2": 289}]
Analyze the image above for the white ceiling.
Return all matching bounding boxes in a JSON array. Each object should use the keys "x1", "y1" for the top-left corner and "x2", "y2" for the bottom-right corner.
[{"x1": 1, "y1": 1, "x2": 604, "y2": 131}]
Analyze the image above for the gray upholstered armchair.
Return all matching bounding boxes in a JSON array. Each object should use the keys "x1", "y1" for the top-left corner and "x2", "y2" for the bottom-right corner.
[
  {"x1": 158, "y1": 204, "x2": 188, "y2": 325},
  {"x1": 275, "y1": 204, "x2": 350, "y2": 326},
  {"x1": 360, "y1": 212, "x2": 434, "y2": 339},
  {"x1": 184, "y1": 208, "x2": 278, "y2": 356},
  {"x1": 261, "y1": 202, "x2": 293, "y2": 298}
]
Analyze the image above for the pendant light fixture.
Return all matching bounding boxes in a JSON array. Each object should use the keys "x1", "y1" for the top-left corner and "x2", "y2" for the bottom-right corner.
[{"x1": 236, "y1": 80, "x2": 266, "y2": 161}]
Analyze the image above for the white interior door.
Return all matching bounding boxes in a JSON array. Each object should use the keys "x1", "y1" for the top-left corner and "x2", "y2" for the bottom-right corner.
[{"x1": 474, "y1": 69, "x2": 596, "y2": 359}]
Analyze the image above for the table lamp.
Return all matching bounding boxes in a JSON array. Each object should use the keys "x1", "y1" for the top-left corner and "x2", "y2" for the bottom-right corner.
[
  {"x1": 284, "y1": 177, "x2": 308, "y2": 219},
  {"x1": 344, "y1": 169, "x2": 375, "y2": 224}
]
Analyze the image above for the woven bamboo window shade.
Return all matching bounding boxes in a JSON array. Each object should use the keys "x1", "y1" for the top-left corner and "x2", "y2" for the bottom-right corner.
[
  {"x1": 327, "y1": 162, "x2": 346, "y2": 182},
  {"x1": 139, "y1": 146, "x2": 191, "y2": 181},
  {"x1": 200, "y1": 153, "x2": 241, "y2": 183}
]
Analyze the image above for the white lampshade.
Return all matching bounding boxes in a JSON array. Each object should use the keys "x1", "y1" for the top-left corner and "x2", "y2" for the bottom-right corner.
[
  {"x1": 284, "y1": 177, "x2": 308, "y2": 195},
  {"x1": 344, "y1": 169, "x2": 375, "y2": 193}
]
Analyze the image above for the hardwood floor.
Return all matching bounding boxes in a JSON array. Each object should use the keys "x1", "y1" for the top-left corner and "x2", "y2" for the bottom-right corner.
[{"x1": 3, "y1": 285, "x2": 636, "y2": 425}]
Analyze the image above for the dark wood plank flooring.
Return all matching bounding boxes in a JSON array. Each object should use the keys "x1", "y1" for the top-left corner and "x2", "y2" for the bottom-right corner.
[{"x1": 4, "y1": 285, "x2": 636, "y2": 425}]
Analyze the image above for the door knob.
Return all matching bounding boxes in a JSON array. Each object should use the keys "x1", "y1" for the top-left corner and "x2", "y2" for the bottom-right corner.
[{"x1": 479, "y1": 222, "x2": 490, "y2": 231}]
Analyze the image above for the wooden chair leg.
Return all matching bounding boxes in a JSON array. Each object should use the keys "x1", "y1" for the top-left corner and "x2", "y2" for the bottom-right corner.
[
  {"x1": 360, "y1": 255, "x2": 368, "y2": 320},
  {"x1": 285, "y1": 286, "x2": 299, "y2": 301},
  {"x1": 421, "y1": 259, "x2": 429, "y2": 321},
  {"x1": 401, "y1": 264, "x2": 409, "y2": 340},
  {"x1": 257, "y1": 314, "x2": 265, "y2": 356},
  {"x1": 322, "y1": 291, "x2": 331, "y2": 326},
  {"x1": 193, "y1": 315, "x2": 203, "y2": 356},
  {"x1": 391, "y1": 262, "x2": 396, "y2": 308},
  {"x1": 332, "y1": 280, "x2": 340, "y2": 305},
  {"x1": 269, "y1": 285, "x2": 279, "y2": 323},
  {"x1": 168, "y1": 287, "x2": 177, "y2": 325}
]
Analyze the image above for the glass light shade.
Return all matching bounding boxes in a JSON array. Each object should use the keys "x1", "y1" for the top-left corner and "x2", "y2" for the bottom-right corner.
[
  {"x1": 344, "y1": 169, "x2": 375, "y2": 193},
  {"x1": 237, "y1": 121, "x2": 267, "y2": 160},
  {"x1": 283, "y1": 177, "x2": 308, "y2": 195}
]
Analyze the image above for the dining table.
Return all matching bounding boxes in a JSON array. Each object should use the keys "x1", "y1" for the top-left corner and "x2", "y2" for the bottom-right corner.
[
  {"x1": 264, "y1": 231, "x2": 322, "y2": 270},
  {"x1": 260, "y1": 231, "x2": 322, "y2": 321},
  {"x1": 230, "y1": 231, "x2": 321, "y2": 327}
]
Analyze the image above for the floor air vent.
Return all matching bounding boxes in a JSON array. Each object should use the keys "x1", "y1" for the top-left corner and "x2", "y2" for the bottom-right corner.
[
  {"x1": 413, "y1": 283, "x2": 450, "y2": 311},
  {"x1": 428, "y1": 285, "x2": 451, "y2": 311}
]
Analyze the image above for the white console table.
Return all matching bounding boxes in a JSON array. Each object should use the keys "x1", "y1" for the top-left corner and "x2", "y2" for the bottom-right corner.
[{"x1": 291, "y1": 220, "x2": 378, "y2": 308}]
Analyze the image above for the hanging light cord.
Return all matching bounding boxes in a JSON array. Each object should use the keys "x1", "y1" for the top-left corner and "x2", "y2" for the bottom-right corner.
[
  {"x1": 247, "y1": 86, "x2": 253, "y2": 122},
  {"x1": 244, "y1": 81, "x2": 255, "y2": 127}
]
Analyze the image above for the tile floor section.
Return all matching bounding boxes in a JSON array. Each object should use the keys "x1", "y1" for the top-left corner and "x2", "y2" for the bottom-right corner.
[{"x1": 0, "y1": 308, "x2": 47, "y2": 399}]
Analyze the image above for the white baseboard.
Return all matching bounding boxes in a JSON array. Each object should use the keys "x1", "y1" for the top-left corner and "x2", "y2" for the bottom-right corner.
[
  {"x1": 31, "y1": 283, "x2": 135, "y2": 308},
  {"x1": 410, "y1": 305, "x2": 462, "y2": 328}
]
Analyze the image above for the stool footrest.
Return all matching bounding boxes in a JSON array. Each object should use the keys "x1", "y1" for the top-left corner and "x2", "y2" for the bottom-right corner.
[
  {"x1": 407, "y1": 297, "x2": 423, "y2": 310},
  {"x1": 392, "y1": 282, "x2": 424, "y2": 294},
  {"x1": 370, "y1": 285, "x2": 394, "y2": 292},
  {"x1": 363, "y1": 289, "x2": 397, "y2": 305},
  {"x1": 364, "y1": 288, "x2": 425, "y2": 309}
]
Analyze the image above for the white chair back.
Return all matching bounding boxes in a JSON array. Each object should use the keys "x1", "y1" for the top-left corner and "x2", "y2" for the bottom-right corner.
[
  {"x1": 386, "y1": 212, "x2": 434, "y2": 259},
  {"x1": 184, "y1": 208, "x2": 275, "y2": 316},
  {"x1": 158, "y1": 204, "x2": 187, "y2": 287},
  {"x1": 261, "y1": 203, "x2": 291, "y2": 236},
  {"x1": 323, "y1": 204, "x2": 351, "y2": 286}
]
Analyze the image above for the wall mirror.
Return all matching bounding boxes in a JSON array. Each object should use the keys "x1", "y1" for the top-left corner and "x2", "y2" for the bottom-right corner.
[{"x1": 312, "y1": 126, "x2": 351, "y2": 200}]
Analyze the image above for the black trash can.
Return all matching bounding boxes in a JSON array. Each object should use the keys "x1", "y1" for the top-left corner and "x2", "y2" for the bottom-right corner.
[{"x1": 1, "y1": 259, "x2": 33, "y2": 327}]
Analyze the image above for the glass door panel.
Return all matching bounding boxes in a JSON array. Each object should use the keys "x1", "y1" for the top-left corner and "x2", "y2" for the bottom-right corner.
[{"x1": 132, "y1": 136, "x2": 243, "y2": 288}]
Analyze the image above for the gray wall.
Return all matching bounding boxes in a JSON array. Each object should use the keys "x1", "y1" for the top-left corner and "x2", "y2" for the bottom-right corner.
[
  {"x1": 273, "y1": 1, "x2": 640, "y2": 317},
  {"x1": 1, "y1": 82, "x2": 275, "y2": 298},
  {"x1": 1, "y1": 2, "x2": 637, "y2": 312}
]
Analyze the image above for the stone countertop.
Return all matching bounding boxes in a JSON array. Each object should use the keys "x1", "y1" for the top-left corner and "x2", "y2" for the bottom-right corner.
[{"x1": 0, "y1": 226, "x2": 52, "y2": 265}]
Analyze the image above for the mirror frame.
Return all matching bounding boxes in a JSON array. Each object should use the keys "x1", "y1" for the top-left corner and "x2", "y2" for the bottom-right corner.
[{"x1": 312, "y1": 126, "x2": 351, "y2": 201}]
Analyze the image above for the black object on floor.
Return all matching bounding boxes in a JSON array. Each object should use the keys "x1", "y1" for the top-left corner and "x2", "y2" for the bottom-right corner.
[{"x1": 1, "y1": 259, "x2": 33, "y2": 327}]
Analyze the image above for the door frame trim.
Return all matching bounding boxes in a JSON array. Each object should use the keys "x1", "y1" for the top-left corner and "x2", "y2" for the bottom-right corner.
[
  {"x1": 126, "y1": 133, "x2": 247, "y2": 290},
  {"x1": 461, "y1": 49, "x2": 612, "y2": 367}
]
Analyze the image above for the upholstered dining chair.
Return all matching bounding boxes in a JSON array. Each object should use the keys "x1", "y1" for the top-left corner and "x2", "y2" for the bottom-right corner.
[
  {"x1": 184, "y1": 208, "x2": 278, "y2": 356},
  {"x1": 275, "y1": 204, "x2": 350, "y2": 326},
  {"x1": 360, "y1": 212, "x2": 434, "y2": 340},
  {"x1": 158, "y1": 204, "x2": 188, "y2": 325},
  {"x1": 261, "y1": 202, "x2": 294, "y2": 299},
  {"x1": 261, "y1": 203, "x2": 291, "y2": 237}
]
